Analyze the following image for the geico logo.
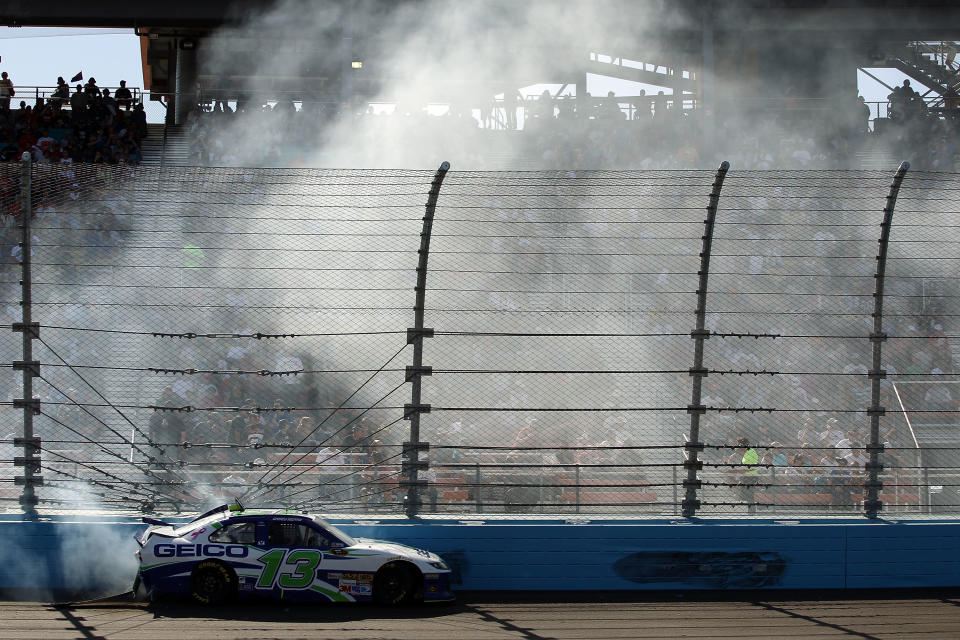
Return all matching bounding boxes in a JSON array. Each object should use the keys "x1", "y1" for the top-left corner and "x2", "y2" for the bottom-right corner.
[{"x1": 154, "y1": 543, "x2": 249, "y2": 558}]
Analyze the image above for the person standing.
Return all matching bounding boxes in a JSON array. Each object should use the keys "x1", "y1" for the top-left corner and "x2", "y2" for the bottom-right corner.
[
  {"x1": 0, "y1": 72, "x2": 14, "y2": 111},
  {"x1": 84, "y1": 77, "x2": 101, "y2": 98},
  {"x1": 51, "y1": 77, "x2": 69, "y2": 109},
  {"x1": 70, "y1": 84, "x2": 88, "y2": 125},
  {"x1": 736, "y1": 437, "x2": 759, "y2": 514},
  {"x1": 114, "y1": 79, "x2": 133, "y2": 110}
]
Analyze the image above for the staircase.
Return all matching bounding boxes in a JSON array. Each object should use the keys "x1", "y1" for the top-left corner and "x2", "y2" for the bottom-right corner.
[
  {"x1": 141, "y1": 123, "x2": 194, "y2": 166},
  {"x1": 883, "y1": 41, "x2": 960, "y2": 104}
]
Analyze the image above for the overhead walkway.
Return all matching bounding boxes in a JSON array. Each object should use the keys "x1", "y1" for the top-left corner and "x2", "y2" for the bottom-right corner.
[{"x1": 586, "y1": 53, "x2": 697, "y2": 94}]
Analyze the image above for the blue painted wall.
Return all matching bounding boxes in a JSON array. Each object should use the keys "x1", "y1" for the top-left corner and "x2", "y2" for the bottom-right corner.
[{"x1": 2, "y1": 516, "x2": 959, "y2": 593}]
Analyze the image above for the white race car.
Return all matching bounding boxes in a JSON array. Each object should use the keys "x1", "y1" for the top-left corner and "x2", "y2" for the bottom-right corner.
[{"x1": 135, "y1": 503, "x2": 453, "y2": 605}]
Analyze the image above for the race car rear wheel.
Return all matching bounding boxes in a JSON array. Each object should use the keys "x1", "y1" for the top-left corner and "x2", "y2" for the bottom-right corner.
[
  {"x1": 373, "y1": 563, "x2": 415, "y2": 605},
  {"x1": 190, "y1": 560, "x2": 236, "y2": 605}
]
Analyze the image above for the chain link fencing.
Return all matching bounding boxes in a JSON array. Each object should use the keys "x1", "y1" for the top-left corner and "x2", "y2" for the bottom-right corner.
[{"x1": 1, "y1": 160, "x2": 957, "y2": 517}]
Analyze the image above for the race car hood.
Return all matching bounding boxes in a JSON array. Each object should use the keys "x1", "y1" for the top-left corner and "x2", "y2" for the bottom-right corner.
[{"x1": 351, "y1": 538, "x2": 444, "y2": 564}]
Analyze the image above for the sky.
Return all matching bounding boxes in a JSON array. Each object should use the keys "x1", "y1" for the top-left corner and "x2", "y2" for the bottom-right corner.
[
  {"x1": 0, "y1": 26, "x2": 930, "y2": 124},
  {"x1": 0, "y1": 27, "x2": 167, "y2": 122}
]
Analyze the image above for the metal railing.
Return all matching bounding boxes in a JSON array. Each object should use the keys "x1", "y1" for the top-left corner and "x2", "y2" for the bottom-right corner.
[{"x1": 10, "y1": 85, "x2": 144, "y2": 108}]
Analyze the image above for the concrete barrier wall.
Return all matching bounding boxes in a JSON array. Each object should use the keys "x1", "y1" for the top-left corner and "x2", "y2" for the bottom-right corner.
[{"x1": 2, "y1": 516, "x2": 958, "y2": 594}]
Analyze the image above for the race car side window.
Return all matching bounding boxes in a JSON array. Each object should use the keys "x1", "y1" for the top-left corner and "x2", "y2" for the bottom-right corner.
[
  {"x1": 208, "y1": 521, "x2": 257, "y2": 544},
  {"x1": 268, "y1": 521, "x2": 334, "y2": 549}
]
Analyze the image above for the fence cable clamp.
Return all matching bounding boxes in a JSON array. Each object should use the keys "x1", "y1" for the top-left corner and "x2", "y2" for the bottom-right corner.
[
  {"x1": 683, "y1": 460, "x2": 703, "y2": 471},
  {"x1": 406, "y1": 327, "x2": 434, "y2": 344},
  {"x1": 403, "y1": 404, "x2": 431, "y2": 419},
  {"x1": 11, "y1": 322, "x2": 39, "y2": 338},
  {"x1": 12, "y1": 360, "x2": 39, "y2": 376},
  {"x1": 690, "y1": 329, "x2": 710, "y2": 339},
  {"x1": 401, "y1": 461, "x2": 430, "y2": 473},
  {"x1": 688, "y1": 367, "x2": 708, "y2": 378},
  {"x1": 405, "y1": 365, "x2": 433, "y2": 381},
  {"x1": 684, "y1": 441, "x2": 705, "y2": 453},
  {"x1": 867, "y1": 368, "x2": 886, "y2": 380},
  {"x1": 686, "y1": 404, "x2": 706, "y2": 415},
  {"x1": 14, "y1": 457, "x2": 41, "y2": 472},
  {"x1": 14, "y1": 436, "x2": 40, "y2": 448},
  {"x1": 866, "y1": 406, "x2": 886, "y2": 417},
  {"x1": 869, "y1": 331, "x2": 887, "y2": 343},
  {"x1": 13, "y1": 398, "x2": 40, "y2": 414},
  {"x1": 402, "y1": 441, "x2": 430, "y2": 456},
  {"x1": 15, "y1": 476, "x2": 44, "y2": 487}
]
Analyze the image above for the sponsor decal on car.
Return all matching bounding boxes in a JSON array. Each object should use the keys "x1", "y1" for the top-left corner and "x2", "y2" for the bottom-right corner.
[
  {"x1": 340, "y1": 572, "x2": 374, "y2": 580},
  {"x1": 340, "y1": 583, "x2": 372, "y2": 595},
  {"x1": 154, "y1": 543, "x2": 250, "y2": 558}
]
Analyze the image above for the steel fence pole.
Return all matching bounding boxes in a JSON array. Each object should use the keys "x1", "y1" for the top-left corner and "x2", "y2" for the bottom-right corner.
[
  {"x1": 14, "y1": 152, "x2": 41, "y2": 517},
  {"x1": 864, "y1": 161, "x2": 910, "y2": 519},
  {"x1": 402, "y1": 161, "x2": 450, "y2": 517},
  {"x1": 681, "y1": 161, "x2": 730, "y2": 519}
]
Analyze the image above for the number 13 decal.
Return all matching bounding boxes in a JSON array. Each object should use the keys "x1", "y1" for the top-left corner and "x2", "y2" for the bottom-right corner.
[{"x1": 256, "y1": 549, "x2": 322, "y2": 590}]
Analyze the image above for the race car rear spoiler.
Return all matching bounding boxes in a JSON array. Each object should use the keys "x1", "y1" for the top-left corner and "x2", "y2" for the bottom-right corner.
[
  {"x1": 185, "y1": 500, "x2": 245, "y2": 524},
  {"x1": 136, "y1": 501, "x2": 245, "y2": 546}
]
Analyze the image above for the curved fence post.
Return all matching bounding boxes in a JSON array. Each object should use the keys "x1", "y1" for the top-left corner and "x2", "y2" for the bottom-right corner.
[
  {"x1": 14, "y1": 152, "x2": 40, "y2": 517},
  {"x1": 682, "y1": 161, "x2": 730, "y2": 518},
  {"x1": 402, "y1": 161, "x2": 450, "y2": 517},
  {"x1": 864, "y1": 161, "x2": 910, "y2": 519}
]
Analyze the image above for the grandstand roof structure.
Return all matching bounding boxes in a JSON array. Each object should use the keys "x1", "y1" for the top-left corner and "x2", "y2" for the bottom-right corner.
[
  {"x1": 5, "y1": 0, "x2": 960, "y2": 34},
  {"x1": 4, "y1": 1, "x2": 960, "y2": 134}
]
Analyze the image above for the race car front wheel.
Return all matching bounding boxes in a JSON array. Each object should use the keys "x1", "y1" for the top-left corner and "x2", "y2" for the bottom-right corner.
[
  {"x1": 373, "y1": 563, "x2": 415, "y2": 605},
  {"x1": 190, "y1": 560, "x2": 237, "y2": 605}
]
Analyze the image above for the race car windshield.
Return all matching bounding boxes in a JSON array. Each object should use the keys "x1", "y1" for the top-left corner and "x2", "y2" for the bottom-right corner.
[{"x1": 313, "y1": 517, "x2": 356, "y2": 546}]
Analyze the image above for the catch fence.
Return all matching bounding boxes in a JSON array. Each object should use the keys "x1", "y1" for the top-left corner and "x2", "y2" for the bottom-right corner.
[{"x1": 1, "y1": 156, "x2": 958, "y2": 518}]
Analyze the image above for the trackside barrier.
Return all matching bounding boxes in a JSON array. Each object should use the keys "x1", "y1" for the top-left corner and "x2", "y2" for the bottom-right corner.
[{"x1": 2, "y1": 517, "x2": 960, "y2": 594}]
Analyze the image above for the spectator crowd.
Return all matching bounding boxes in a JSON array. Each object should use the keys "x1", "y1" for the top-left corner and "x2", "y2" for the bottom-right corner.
[
  {"x1": 0, "y1": 72, "x2": 146, "y2": 165},
  {"x1": 183, "y1": 81, "x2": 960, "y2": 172}
]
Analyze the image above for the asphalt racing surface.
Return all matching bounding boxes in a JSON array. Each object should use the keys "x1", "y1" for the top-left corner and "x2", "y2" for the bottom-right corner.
[{"x1": 2, "y1": 591, "x2": 959, "y2": 640}]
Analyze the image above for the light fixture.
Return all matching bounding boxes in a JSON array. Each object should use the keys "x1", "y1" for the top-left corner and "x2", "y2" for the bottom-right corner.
[{"x1": 351, "y1": 61, "x2": 363, "y2": 69}]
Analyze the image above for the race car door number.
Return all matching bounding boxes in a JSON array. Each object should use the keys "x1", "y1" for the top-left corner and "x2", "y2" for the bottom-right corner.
[{"x1": 256, "y1": 549, "x2": 323, "y2": 589}]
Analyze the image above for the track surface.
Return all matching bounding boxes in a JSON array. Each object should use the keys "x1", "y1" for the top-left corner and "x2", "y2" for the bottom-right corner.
[{"x1": 2, "y1": 592, "x2": 960, "y2": 640}]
